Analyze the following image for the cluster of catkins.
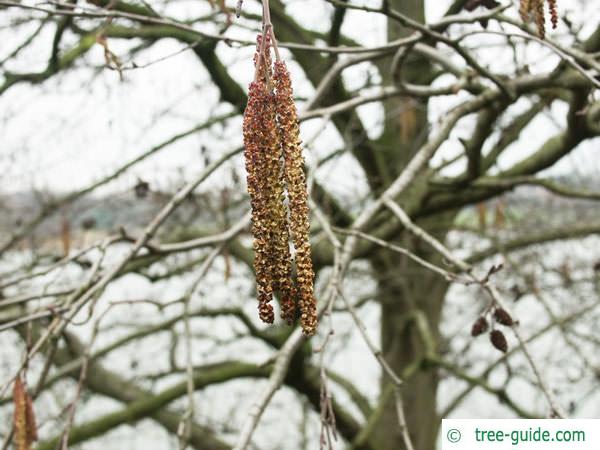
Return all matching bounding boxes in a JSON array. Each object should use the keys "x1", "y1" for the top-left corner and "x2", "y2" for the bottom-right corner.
[
  {"x1": 519, "y1": 0, "x2": 558, "y2": 39},
  {"x1": 243, "y1": 34, "x2": 317, "y2": 336},
  {"x1": 471, "y1": 306, "x2": 515, "y2": 353}
]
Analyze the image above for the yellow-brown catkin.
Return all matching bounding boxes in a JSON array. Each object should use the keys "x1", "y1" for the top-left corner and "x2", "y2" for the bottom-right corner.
[
  {"x1": 244, "y1": 35, "x2": 296, "y2": 324},
  {"x1": 254, "y1": 34, "x2": 271, "y2": 86},
  {"x1": 13, "y1": 377, "x2": 36, "y2": 450},
  {"x1": 274, "y1": 61, "x2": 317, "y2": 336},
  {"x1": 533, "y1": 0, "x2": 546, "y2": 39},
  {"x1": 519, "y1": 0, "x2": 532, "y2": 23},
  {"x1": 263, "y1": 106, "x2": 298, "y2": 326},
  {"x1": 244, "y1": 80, "x2": 275, "y2": 323},
  {"x1": 548, "y1": 0, "x2": 558, "y2": 29},
  {"x1": 258, "y1": 38, "x2": 297, "y2": 325},
  {"x1": 24, "y1": 395, "x2": 37, "y2": 444}
]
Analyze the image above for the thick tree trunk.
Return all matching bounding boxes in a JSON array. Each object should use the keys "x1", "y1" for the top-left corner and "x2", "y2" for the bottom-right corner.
[
  {"x1": 370, "y1": 235, "x2": 449, "y2": 450},
  {"x1": 368, "y1": 1, "x2": 453, "y2": 448}
]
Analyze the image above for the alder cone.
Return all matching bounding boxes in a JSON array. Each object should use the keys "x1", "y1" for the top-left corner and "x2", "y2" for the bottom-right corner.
[
  {"x1": 471, "y1": 316, "x2": 489, "y2": 336},
  {"x1": 493, "y1": 307, "x2": 514, "y2": 326},
  {"x1": 490, "y1": 330, "x2": 508, "y2": 353}
]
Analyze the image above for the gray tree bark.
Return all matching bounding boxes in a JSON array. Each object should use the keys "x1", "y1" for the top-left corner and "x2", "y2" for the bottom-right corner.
[{"x1": 369, "y1": 1, "x2": 453, "y2": 449}]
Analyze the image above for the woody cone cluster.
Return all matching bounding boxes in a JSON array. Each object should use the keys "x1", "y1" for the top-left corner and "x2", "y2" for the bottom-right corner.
[
  {"x1": 243, "y1": 34, "x2": 317, "y2": 336},
  {"x1": 470, "y1": 305, "x2": 515, "y2": 353}
]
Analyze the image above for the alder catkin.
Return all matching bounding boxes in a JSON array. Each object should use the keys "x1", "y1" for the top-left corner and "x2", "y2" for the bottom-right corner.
[
  {"x1": 264, "y1": 103, "x2": 298, "y2": 326},
  {"x1": 548, "y1": 0, "x2": 558, "y2": 29},
  {"x1": 243, "y1": 34, "x2": 317, "y2": 335},
  {"x1": 519, "y1": 0, "x2": 532, "y2": 23},
  {"x1": 259, "y1": 36, "x2": 298, "y2": 325},
  {"x1": 244, "y1": 79, "x2": 275, "y2": 323},
  {"x1": 244, "y1": 37, "x2": 276, "y2": 324},
  {"x1": 13, "y1": 377, "x2": 27, "y2": 450},
  {"x1": 13, "y1": 377, "x2": 37, "y2": 450},
  {"x1": 520, "y1": 0, "x2": 558, "y2": 38},
  {"x1": 533, "y1": 0, "x2": 546, "y2": 39},
  {"x1": 243, "y1": 36, "x2": 294, "y2": 325},
  {"x1": 254, "y1": 34, "x2": 271, "y2": 85},
  {"x1": 261, "y1": 74, "x2": 297, "y2": 324},
  {"x1": 24, "y1": 395, "x2": 37, "y2": 444},
  {"x1": 274, "y1": 61, "x2": 317, "y2": 336}
]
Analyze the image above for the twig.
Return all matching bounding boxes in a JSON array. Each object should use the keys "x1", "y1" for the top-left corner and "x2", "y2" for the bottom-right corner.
[
  {"x1": 235, "y1": 0, "x2": 244, "y2": 18},
  {"x1": 177, "y1": 245, "x2": 223, "y2": 449}
]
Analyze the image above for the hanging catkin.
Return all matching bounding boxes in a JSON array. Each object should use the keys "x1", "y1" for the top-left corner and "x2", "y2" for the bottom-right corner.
[
  {"x1": 519, "y1": 0, "x2": 559, "y2": 38},
  {"x1": 243, "y1": 38, "x2": 276, "y2": 324},
  {"x1": 13, "y1": 376, "x2": 37, "y2": 450},
  {"x1": 274, "y1": 61, "x2": 317, "y2": 336},
  {"x1": 258, "y1": 36, "x2": 298, "y2": 326},
  {"x1": 548, "y1": 0, "x2": 558, "y2": 29},
  {"x1": 533, "y1": 0, "x2": 546, "y2": 39},
  {"x1": 242, "y1": 31, "x2": 317, "y2": 335},
  {"x1": 519, "y1": 0, "x2": 532, "y2": 23}
]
